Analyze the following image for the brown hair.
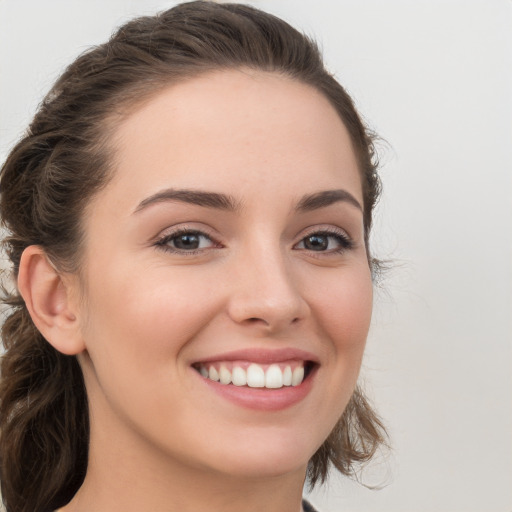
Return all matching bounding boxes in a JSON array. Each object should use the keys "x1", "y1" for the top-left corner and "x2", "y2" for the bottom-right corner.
[{"x1": 0, "y1": 2, "x2": 386, "y2": 511}]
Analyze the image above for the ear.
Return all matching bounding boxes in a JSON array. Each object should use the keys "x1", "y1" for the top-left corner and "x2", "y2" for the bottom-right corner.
[{"x1": 17, "y1": 245, "x2": 86, "y2": 355}]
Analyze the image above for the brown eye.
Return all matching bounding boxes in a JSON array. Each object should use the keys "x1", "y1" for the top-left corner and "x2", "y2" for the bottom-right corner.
[
  {"x1": 295, "y1": 230, "x2": 353, "y2": 253},
  {"x1": 303, "y1": 234, "x2": 329, "y2": 251},
  {"x1": 157, "y1": 230, "x2": 216, "y2": 253},
  {"x1": 172, "y1": 233, "x2": 202, "y2": 250}
]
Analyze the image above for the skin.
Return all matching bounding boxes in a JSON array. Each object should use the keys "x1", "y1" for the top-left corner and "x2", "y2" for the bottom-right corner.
[{"x1": 22, "y1": 70, "x2": 373, "y2": 512}]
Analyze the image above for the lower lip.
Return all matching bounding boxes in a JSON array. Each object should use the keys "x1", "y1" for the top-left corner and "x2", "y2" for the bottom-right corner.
[{"x1": 194, "y1": 367, "x2": 316, "y2": 411}]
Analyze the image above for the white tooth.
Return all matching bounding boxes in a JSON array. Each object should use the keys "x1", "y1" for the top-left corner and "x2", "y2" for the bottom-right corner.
[
  {"x1": 246, "y1": 364, "x2": 265, "y2": 388},
  {"x1": 232, "y1": 366, "x2": 247, "y2": 386},
  {"x1": 265, "y1": 364, "x2": 283, "y2": 389},
  {"x1": 199, "y1": 366, "x2": 209, "y2": 378},
  {"x1": 283, "y1": 365, "x2": 292, "y2": 386},
  {"x1": 209, "y1": 366, "x2": 220, "y2": 382},
  {"x1": 291, "y1": 366, "x2": 304, "y2": 386},
  {"x1": 219, "y1": 365, "x2": 231, "y2": 385}
]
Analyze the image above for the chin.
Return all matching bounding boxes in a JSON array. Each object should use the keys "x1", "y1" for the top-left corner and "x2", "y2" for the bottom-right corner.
[{"x1": 192, "y1": 425, "x2": 321, "y2": 479}]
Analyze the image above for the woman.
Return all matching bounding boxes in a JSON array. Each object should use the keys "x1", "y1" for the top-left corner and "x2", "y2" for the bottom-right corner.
[{"x1": 0, "y1": 2, "x2": 386, "y2": 512}]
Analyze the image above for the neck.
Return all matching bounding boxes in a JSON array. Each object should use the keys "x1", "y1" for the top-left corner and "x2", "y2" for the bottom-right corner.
[{"x1": 61, "y1": 412, "x2": 307, "y2": 512}]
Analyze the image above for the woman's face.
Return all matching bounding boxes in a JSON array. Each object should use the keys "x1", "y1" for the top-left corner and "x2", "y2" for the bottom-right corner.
[{"x1": 75, "y1": 70, "x2": 373, "y2": 479}]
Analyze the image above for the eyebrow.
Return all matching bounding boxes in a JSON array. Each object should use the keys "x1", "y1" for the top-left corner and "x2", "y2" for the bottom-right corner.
[
  {"x1": 295, "y1": 189, "x2": 362, "y2": 212},
  {"x1": 133, "y1": 187, "x2": 362, "y2": 215},
  {"x1": 133, "y1": 188, "x2": 241, "y2": 214}
]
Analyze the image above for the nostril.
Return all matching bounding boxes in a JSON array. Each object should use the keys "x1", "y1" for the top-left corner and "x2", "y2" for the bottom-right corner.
[
  {"x1": 242, "y1": 315, "x2": 302, "y2": 329},
  {"x1": 246, "y1": 317, "x2": 269, "y2": 326}
]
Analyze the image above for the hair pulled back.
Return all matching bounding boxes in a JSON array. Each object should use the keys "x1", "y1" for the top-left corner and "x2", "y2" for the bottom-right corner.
[{"x1": 0, "y1": 2, "x2": 385, "y2": 511}]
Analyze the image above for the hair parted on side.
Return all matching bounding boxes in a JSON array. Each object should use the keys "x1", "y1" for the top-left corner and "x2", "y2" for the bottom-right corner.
[{"x1": 0, "y1": 2, "x2": 386, "y2": 511}]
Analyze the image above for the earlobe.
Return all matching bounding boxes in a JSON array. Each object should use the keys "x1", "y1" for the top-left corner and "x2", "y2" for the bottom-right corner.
[{"x1": 17, "y1": 245, "x2": 85, "y2": 355}]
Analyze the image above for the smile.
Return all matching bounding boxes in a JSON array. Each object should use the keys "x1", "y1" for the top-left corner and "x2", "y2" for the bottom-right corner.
[
  {"x1": 193, "y1": 361, "x2": 314, "y2": 389},
  {"x1": 191, "y1": 348, "x2": 318, "y2": 410}
]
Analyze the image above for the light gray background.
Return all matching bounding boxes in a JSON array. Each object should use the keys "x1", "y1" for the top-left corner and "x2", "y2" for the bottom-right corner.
[{"x1": 1, "y1": 1, "x2": 511, "y2": 511}]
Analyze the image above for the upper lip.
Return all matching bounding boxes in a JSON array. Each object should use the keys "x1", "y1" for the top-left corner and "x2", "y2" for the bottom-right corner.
[{"x1": 192, "y1": 347, "x2": 319, "y2": 365}]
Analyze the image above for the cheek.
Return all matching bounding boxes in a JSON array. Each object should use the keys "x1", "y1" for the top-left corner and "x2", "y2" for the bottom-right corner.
[
  {"x1": 314, "y1": 265, "x2": 372, "y2": 340},
  {"x1": 80, "y1": 264, "x2": 225, "y2": 364},
  {"x1": 306, "y1": 264, "x2": 372, "y2": 426},
  {"x1": 307, "y1": 263, "x2": 373, "y2": 379},
  {"x1": 77, "y1": 266, "x2": 226, "y2": 428}
]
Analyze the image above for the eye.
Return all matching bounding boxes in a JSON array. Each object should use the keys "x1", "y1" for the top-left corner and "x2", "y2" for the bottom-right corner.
[
  {"x1": 156, "y1": 229, "x2": 217, "y2": 253},
  {"x1": 295, "y1": 230, "x2": 353, "y2": 253}
]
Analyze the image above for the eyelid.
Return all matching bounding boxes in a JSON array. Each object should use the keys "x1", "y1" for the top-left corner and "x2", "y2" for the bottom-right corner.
[
  {"x1": 295, "y1": 224, "x2": 352, "y2": 241},
  {"x1": 152, "y1": 222, "x2": 216, "y2": 242}
]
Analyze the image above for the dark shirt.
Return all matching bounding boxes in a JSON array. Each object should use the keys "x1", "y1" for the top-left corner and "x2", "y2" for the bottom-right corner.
[{"x1": 302, "y1": 499, "x2": 319, "y2": 512}]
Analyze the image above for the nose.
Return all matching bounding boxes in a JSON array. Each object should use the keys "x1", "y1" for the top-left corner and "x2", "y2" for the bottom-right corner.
[{"x1": 226, "y1": 246, "x2": 310, "y2": 334}]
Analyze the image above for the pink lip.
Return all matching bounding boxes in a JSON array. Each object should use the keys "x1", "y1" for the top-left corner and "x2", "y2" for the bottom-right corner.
[
  {"x1": 191, "y1": 347, "x2": 319, "y2": 412},
  {"x1": 192, "y1": 347, "x2": 319, "y2": 365},
  {"x1": 198, "y1": 374, "x2": 316, "y2": 411}
]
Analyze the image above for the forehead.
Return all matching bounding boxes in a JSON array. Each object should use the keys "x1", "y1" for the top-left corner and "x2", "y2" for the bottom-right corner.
[{"x1": 102, "y1": 69, "x2": 362, "y2": 210}]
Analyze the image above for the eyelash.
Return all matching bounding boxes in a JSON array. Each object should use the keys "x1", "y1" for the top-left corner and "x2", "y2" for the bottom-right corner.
[
  {"x1": 154, "y1": 227, "x2": 354, "y2": 255},
  {"x1": 295, "y1": 228, "x2": 354, "y2": 255}
]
